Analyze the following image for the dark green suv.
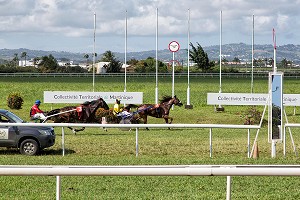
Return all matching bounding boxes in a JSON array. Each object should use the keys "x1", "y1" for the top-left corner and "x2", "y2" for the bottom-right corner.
[{"x1": 0, "y1": 109, "x2": 55, "y2": 155}]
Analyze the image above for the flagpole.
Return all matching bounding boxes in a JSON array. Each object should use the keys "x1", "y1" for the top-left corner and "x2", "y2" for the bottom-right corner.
[
  {"x1": 185, "y1": 9, "x2": 193, "y2": 109},
  {"x1": 93, "y1": 12, "x2": 96, "y2": 92},
  {"x1": 155, "y1": 8, "x2": 159, "y2": 104},
  {"x1": 124, "y1": 10, "x2": 127, "y2": 93},
  {"x1": 219, "y1": 10, "x2": 222, "y2": 95},
  {"x1": 251, "y1": 14, "x2": 254, "y2": 93}
]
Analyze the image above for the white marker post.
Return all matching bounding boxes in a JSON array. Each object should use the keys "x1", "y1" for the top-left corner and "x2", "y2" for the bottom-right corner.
[{"x1": 168, "y1": 41, "x2": 180, "y2": 107}]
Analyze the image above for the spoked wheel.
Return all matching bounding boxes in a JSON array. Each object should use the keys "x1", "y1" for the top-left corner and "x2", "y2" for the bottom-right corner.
[{"x1": 20, "y1": 139, "x2": 39, "y2": 156}]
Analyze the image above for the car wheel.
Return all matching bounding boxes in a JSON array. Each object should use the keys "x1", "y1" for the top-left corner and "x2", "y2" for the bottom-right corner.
[{"x1": 20, "y1": 139, "x2": 39, "y2": 156}]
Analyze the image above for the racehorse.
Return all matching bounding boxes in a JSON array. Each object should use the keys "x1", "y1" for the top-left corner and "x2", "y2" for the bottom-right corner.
[
  {"x1": 136, "y1": 95, "x2": 183, "y2": 130},
  {"x1": 45, "y1": 98, "x2": 109, "y2": 133}
]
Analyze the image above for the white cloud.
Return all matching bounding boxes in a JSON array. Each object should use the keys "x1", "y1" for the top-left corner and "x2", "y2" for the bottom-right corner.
[{"x1": 0, "y1": 0, "x2": 299, "y2": 52}]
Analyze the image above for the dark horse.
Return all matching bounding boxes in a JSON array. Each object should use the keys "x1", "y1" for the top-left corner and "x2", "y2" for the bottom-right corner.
[
  {"x1": 136, "y1": 95, "x2": 183, "y2": 129},
  {"x1": 45, "y1": 98, "x2": 109, "y2": 133}
]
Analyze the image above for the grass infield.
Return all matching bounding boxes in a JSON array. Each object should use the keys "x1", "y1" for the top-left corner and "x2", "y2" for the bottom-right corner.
[{"x1": 0, "y1": 76, "x2": 300, "y2": 199}]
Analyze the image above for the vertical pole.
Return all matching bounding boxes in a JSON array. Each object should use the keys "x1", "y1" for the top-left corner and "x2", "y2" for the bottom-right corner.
[
  {"x1": 56, "y1": 176, "x2": 61, "y2": 200},
  {"x1": 209, "y1": 128, "x2": 212, "y2": 158},
  {"x1": 271, "y1": 140, "x2": 276, "y2": 158},
  {"x1": 155, "y1": 8, "x2": 159, "y2": 104},
  {"x1": 124, "y1": 10, "x2": 127, "y2": 93},
  {"x1": 251, "y1": 14, "x2": 254, "y2": 93},
  {"x1": 136, "y1": 128, "x2": 139, "y2": 157},
  {"x1": 61, "y1": 127, "x2": 65, "y2": 156},
  {"x1": 247, "y1": 129, "x2": 250, "y2": 158},
  {"x1": 226, "y1": 176, "x2": 231, "y2": 200},
  {"x1": 283, "y1": 125, "x2": 286, "y2": 157},
  {"x1": 219, "y1": 10, "x2": 222, "y2": 94},
  {"x1": 172, "y1": 52, "x2": 175, "y2": 110},
  {"x1": 273, "y1": 28, "x2": 277, "y2": 73},
  {"x1": 186, "y1": 8, "x2": 191, "y2": 106},
  {"x1": 92, "y1": 12, "x2": 96, "y2": 92}
]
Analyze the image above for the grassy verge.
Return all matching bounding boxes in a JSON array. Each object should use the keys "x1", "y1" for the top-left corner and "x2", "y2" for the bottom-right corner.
[{"x1": 0, "y1": 76, "x2": 299, "y2": 199}]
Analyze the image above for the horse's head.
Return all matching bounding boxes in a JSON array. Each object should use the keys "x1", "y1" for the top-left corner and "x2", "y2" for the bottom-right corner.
[
  {"x1": 173, "y1": 95, "x2": 183, "y2": 107},
  {"x1": 99, "y1": 98, "x2": 109, "y2": 110}
]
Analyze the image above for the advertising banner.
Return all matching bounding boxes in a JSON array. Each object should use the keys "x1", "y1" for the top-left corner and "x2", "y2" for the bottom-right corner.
[{"x1": 44, "y1": 91, "x2": 143, "y2": 104}]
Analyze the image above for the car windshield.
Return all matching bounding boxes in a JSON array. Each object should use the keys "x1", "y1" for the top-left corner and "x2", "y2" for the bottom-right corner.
[{"x1": 5, "y1": 111, "x2": 24, "y2": 123}]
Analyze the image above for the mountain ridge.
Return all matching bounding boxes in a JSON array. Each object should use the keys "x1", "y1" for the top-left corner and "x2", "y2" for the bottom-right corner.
[{"x1": 1, "y1": 43, "x2": 300, "y2": 64}]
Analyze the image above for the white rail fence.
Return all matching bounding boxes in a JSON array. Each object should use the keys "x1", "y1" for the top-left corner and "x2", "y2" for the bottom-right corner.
[
  {"x1": 3, "y1": 123, "x2": 300, "y2": 199},
  {"x1": 6, "y1": 122, "x2": 261, "y2": 158},
  {"x1": 2, "y1": 165, "x2": 300, "y2": 200}
]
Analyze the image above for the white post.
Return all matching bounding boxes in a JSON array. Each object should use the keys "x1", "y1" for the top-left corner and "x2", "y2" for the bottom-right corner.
[
  {"x1": 209, "y1": 128, "x2": 212, "y2": 158},
  {"x1": 219, "y1": 10, "x2": 222, "y2": 95},
  {"x1": 155, "y1": 8, "x2": 159, "y2": 104},
  {"x1": 61, "y1": 127, "x2": 65, "y2": 156},
  {"x1": 172, "y1": 52, "x2": 175, "y2": 110},
  {"x1": 247, "y1": 129, "x2": 250, "y2": 158},
  {"x1": 136, "y1": 128, "x2": 139, "y2": 157},
  {"x1": 124, "y1": 10, "x2": 127, "y2": 93},
  {"x1": 251, "y1": 14, "x2": 254, "y2": 93},
  {"x1": 271, "y1": 140, "x2": 276, "y2": 158},
  {"x1": 56, "y1": 176, "x2": 61, "y2": 200},
  {"x1": 92, "y1": 12, "x2": 96, "y2": 92},
  {"x1": 186, "y1": 8, "x2": 191, "y2": 106},
  {"x1": 226, "y1": 176, "x2": 231, "y2": 200}
]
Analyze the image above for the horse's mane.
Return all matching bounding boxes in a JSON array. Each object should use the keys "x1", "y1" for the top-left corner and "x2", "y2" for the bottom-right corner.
[{"x1": 159, "y1": 96, "x2": 173, "y2": 103}]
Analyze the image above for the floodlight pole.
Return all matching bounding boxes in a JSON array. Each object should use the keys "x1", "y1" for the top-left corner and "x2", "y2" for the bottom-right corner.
[
  {"x1": 155, "y1": 8, "x2": 159, "y2": 104},
  {"x1": 124, "y1": 10, "x2": 127, "y2": 93},
  {"x1": 92, "y1": 12, "x2": 96, "y2": 92},
  {"x1": 251, "y1": 14, "x2": 254, "y2": 93},
  {"x1": 219, "y1": 10, "x2": 222, "y2": 95},
  {"x1": 185, "y1": 8, "x2": 193, "y2": 109}
]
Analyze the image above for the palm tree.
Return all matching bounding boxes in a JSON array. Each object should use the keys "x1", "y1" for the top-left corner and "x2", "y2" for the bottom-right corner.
[
  {"x1": 21, "y1": 52, "x2": 27, "y2": 66},
  {"x1": 84, "y1": 54, "x2": 89, "y2": 67}
]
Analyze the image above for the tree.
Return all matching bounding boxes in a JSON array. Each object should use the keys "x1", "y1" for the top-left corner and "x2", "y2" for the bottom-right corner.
[
  {"x1": 232, "y1": 57, "x2": 240, "y2": 63},
  {"x1": 189, "y1": 42, "x2": 213, "y2": 72},
  {"x1": 21, "y1": 52, "x2": 27, "y2": 66},
  {"x1": 38, "y1": 54, "x2": 59, "y2": 73},
  {"x1": 133, "y1": 57, "x2": 167, "y2": 73},
  {"x1": 12, "y1": 53, "x2": 19, "y2": 66},
  {"x1": 84, "y1": 54, "x2": 89, "y2": 67},
  {"x1": 100, "y1": 51, "x2": 121, "y2": 73}
]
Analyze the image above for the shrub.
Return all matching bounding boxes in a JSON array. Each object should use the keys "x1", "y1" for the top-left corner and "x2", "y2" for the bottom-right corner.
[{"x1": 7, "y1": 92, "x2": 24, "y2": 109}]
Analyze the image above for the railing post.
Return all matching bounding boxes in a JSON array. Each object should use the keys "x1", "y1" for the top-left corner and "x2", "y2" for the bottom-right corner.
[
  {"x1": 226, "y1": 175, "x2": 231, "y2": 200},
  {"x1": 247, "y1": 129, "x2": 250, "y2": 158},
  {"x1": 136, "y1": 128, "x2": 139, "y2": 157},
  {"x1": 56, "y1": 176, "x2": 61, "y2": 200},
  {"x1": 61, "y1": 127, "x2": 65, "y2": 156},
  {"x1": 210, "y1": 128, "x2": 212, "y2": 158}
]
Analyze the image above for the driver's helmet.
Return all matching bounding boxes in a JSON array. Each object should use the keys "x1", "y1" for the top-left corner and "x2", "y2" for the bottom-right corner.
[{"x1": 35, "y1": 100, "x2": 41, "y2": 105}]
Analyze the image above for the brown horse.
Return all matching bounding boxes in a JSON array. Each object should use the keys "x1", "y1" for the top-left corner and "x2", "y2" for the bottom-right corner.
[
  {"x1": 45, "y1": 98, "x2": 109, "y2": 133},
  {"x1": 136, "y1": 95, "x2": 183, "y2": 129}
]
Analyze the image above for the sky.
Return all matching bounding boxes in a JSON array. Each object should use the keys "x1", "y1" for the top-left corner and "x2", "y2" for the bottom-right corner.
[{"x1": 0, "y1": 0, "x2": 299, "y2": 54}]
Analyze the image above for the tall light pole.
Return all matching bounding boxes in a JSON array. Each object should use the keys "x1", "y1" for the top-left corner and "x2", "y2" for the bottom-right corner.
[
  {"x1": 124, "y1": 10, "x2": 127, "y2": 93},
  {"x1": 217, "y1": 10, "x2": 224, "y2": 111},
  {"x1": 92, "y1": 12, "x2": 96, "y2": 92},
  {"x1": 155, "y1": 8, "x2": 159, "y2": 104},
  {"x1": 251, "y1": 14, "x2": 254, "y2": 93},
  {"x1": 185, "y1": 9, "x2": 193, "y2": 109}
]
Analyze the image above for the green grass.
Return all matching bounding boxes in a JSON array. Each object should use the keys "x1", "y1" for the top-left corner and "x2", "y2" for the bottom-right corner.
[{"x1": 0, "y1": 76, "x2": 300, "y2": 199}]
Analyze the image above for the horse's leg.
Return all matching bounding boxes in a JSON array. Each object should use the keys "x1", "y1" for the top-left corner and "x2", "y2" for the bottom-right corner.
[
  {"x1": 163, "y1": 116, "x2": 173, "y2": 129},
  {"x1": 67, "y1": 127, "x2": 85, "y2": 134},
  {"x1": 142, "y1": 115, "x2": 149, "y2": 130},
  {"x1": 68, "y1": 127, "x2": 77, "y2": 135}
]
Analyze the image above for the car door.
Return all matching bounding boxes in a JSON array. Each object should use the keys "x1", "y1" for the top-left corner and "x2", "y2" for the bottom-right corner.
[{"x1": 0, "y1": 114, "x2": 18, "y2": 147}]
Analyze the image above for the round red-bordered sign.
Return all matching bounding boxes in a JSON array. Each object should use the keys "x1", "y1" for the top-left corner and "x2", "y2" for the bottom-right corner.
[{"x1": 168, "y1": 41, "x2": 180, "y2": 52}]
